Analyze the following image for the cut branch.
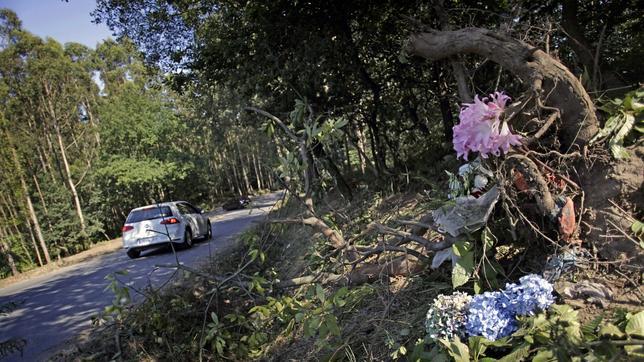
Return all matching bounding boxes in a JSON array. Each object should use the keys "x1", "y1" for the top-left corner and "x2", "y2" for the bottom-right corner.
[
  {"x1": 268, "y1": 217, "x2": 346, "y2": 250},
  {"x1": 367, "y1": 222, "x2": 453, "y2": 251}
]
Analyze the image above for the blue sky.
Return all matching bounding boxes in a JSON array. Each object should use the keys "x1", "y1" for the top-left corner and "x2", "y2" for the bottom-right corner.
[{"x1": 0, "y1": 0, "x2": 113, "y2": 48}]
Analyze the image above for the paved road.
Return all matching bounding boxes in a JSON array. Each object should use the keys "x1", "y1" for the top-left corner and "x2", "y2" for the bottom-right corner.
[{"x1": 0, "y1": 192, "x2": 283, "y2": 361}]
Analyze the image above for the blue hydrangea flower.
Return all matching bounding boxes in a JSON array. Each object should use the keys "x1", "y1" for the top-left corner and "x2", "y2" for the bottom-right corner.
[
  {"x1": 465, "y1": 291, "x2": 517, "y2": 340},
  {"x1": 500, "y1": 274, "x2": 554, "y2": 316}
]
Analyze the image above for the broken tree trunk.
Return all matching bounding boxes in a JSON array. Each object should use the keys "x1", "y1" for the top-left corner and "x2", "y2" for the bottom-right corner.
[{"x1": 406, "y1": 27, "x2": 599, "y2": 150}]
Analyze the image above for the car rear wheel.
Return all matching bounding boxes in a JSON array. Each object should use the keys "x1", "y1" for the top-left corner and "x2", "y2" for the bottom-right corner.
[
  {"x1": 127, "y1": 249, "x2": 141, "y2": 259},
  {"x1": 182, "y1": 228, "x2": 193, "y2": 249}
]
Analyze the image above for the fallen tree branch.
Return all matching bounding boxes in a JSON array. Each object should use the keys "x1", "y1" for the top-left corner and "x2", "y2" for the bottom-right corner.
[
  {"x1": 353, "y1": 244, "x2": 429, "y2": 264},
  {"x1": 277, "y1": 254, "x2": 427, "y2": 288},
  {"x1": 267, "y1": 217, "x2": 346, "y2": 250},
  {"x1": 394, "y1": 219, "x2": 434, "y2": 230},
  {"x1": 367, "y1": 222, "x2": 453, "y2": 251}
]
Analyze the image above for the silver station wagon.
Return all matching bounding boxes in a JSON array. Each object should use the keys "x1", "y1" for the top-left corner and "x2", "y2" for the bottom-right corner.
[{"x1": 121, "y1": 201, "x2": 212, "y2": 259}]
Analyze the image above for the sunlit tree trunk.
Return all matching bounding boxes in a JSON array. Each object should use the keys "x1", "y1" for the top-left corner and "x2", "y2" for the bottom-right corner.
[
  {"x1": 0, "y1": 228, "x2": 18, "y2": 276},
  {"x1": 0, "y1": 199, "x2": 32, "y2": 265},
  {"x1": 1, "y1": 194, "x2": 42, "y2": 266},
  {"x1": 5, "y1": 130, "x2": 51, "y2": 264},
  {"x1": 252, "y1": 153, "x2": 263, "y2": 190},
  {"x1": 25, "y1": 218, "x2": 43, "y2": 266},
  {"x1": 43, "y1": 80, "x2": 86, "y2": 234},
  {"x1": 52, "y1": 122, "x2": 86, "y2": 233}
]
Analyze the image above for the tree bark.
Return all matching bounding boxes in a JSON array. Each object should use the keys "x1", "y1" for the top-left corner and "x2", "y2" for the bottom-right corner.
[
  {"x1": 5, "y1": 130, "x2": 51, "y2": 264},
  {"x1": 0, "y1": 199, "x2": 33, "y2": 265},
  {"x1": 32, "y1": 174, "x2": 48, "y2": 215},
  {"x1": 42, "y1": 81, "x2": 87, "y2": 234},
  {"x1": 52, "y1": 122, "x2": 86, "y2": 234},
  {"x1": 251, "y1": 153, "x2": 263, "y2": 190},
  {"x1": 0, "y1": 228, "x2": 18, "y2": 276},
  {"x1": 236, "y1": 141, "x2": 252, "y2": 193},
  {"x1": 406, "y1": 27, "x2": 599, "y2": 149}
]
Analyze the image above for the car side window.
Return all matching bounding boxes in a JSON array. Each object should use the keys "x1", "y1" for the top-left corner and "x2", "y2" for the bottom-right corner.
[
  {"x1": 186, "y1": 203, "x2": 200, "y2": 214},
  {"x1": 176, "y1": 203, "x2": 190, "y2": 215}
]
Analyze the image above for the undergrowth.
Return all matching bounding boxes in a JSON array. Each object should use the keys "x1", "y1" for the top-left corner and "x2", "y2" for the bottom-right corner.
[{"x1": 55, "y1": 186, "x2": 643, "y2": 361}]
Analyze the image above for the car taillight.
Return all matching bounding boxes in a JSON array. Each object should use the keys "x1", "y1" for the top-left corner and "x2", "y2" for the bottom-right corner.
[
  {"x1": 122, "y1": 225, "x2": 134, "y2": 232},
  {"x1": 160, "y1": 217, "x2": 179, "y2": 224}
]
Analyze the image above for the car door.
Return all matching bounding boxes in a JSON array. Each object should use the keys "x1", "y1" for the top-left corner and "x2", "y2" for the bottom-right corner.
[
  {"x1": 177, "y1": 203, "x2": 200, "y2": 236},
  {"x1": 186, "y1": 203, "x2": 207, "y2": 236}
]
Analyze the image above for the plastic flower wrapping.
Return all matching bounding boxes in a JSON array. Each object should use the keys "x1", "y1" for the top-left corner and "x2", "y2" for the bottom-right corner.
[
  {"x1": 425, "y1": 292, "x2": 471, "y2": 340},
  {"x1": 453, "y1": 92, "x2": 522, "y2": 160},
  {"x1": 425, "y1": 274, "x2": 554, "y2": 341}
]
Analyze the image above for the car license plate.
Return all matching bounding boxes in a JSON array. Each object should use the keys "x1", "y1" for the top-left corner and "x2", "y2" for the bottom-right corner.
[{"x1": 137, "y1": 238, "x2": 152, "y2": 246}]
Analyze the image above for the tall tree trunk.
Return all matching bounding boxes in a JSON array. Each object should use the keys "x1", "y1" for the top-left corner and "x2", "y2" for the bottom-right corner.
[
  {"x1": 344, "y1": 134, "x2": 352, "y2": 174},
  {"x1": 354, "y1": 123, "x2": 367, "y2": 175},
  {"x1": 25, "y1": 218, "x2": 43, "y2": 266},
  {"x1": 236, "y1": 141, "x2": 251, "y2": 193},
  {"x1": 1, "y1": 196, "x2": 41, "y2": 266},
  {"x1": 43, "y1": 81, "x2": 86, "y2": 233},
  {"x1": 53, "y1": 122, "x2": 86, "y2": 233},
  {"x1": 432, "y1": 63, "x2": 456, "y2": 143},
  {"x1": 32, "y1": 174, "x2": 49, "y2": 215},
  {"x1": 0, "y1": 200, "x2": 32, "y2": 265},
  {"x1": 252, "y1": 153, "x2": 263, "y2": 190},
  {"x1": 336, "y1": 14, "x2": 387, "y2": 172},
  {"x1": 0, "y1": 227, "x2": 18, "y2": 276},
  {"x1": 228, "y1": 153, "x2": 242, "y2": 195},
  {"x1": 5, "y1": 131, "x2": 52, "y2": 264}
]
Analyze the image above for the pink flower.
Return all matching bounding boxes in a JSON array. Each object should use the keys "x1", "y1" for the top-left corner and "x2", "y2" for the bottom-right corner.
[{"x1": 453, "y1": 92, "x2": 522, "y2": 160}]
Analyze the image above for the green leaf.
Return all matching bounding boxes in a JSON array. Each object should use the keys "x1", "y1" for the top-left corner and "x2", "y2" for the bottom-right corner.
[
  {"x1": 608, "y1": 112, "x2": 635, "y2": 159},
  {"x1": 531, "y1": 349, "x2": 556, "y2": 362},
  {"x1": 581, "y1": 315, "x2": 603, "y2": 339},
  {"x1": 468, "y1": 336, "x2": 488, "y2": 360},
  {"x1": 325, "y1": 314, "x2": 341, "y2": 336},
  {"x1": 439, "y1": 337, "x2": 470, "y2": 362},
  {"x1": 452, "y1": 241, "x2": 474, "y2": 288},
  {"x1": 631, "y1": 220, "x2": 644, "y2": 236},
  {"x1": 315, "y1": 284, "x2": 326, "y2": 303},
  {"x1": 625, "y1": 311, "x2": 644, "y2": 337},
  {"x1": 598, "y1": 322, "x2": 624, "y2": 338},
  {"x1": 497, "y1": 343, "x2": 530, "y2": 362}
]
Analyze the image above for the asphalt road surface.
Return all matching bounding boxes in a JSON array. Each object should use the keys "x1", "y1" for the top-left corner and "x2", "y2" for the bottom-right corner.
[{"x1": 0, "y1": 192, "x2": 283, "y2": 361}]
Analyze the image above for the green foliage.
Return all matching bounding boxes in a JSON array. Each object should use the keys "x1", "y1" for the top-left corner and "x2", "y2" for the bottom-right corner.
[
  {"x1": 451, "y1": 240, "x2": 475, "y2": 288},
  {"x1": 412, "y1": 306, "x2": 644, "y2": 361},
  {"x1": 591, "y1": 88, "x2": 644, "y2": 159},
  {"x1": 98, "y1": 271, "x2": 131, "y2": 323}
]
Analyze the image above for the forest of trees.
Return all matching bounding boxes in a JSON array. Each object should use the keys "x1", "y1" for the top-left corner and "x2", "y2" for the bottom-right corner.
[
  {"x1": 0, "y1": 9, "x2": 278, "y2": 277},
  {"x1": 0, "y1": 0, "x2": 642, "y2": 279}
]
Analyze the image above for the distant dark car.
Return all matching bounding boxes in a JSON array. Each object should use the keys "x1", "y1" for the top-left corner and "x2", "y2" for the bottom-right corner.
[{"x1": 222, "y1": 195, "x2": 251, "y2": 211}]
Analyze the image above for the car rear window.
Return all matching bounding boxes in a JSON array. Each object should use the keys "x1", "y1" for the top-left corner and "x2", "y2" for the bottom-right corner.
[{"x1": 126, "y1": 206, "x2": 173, "y2": 223}]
